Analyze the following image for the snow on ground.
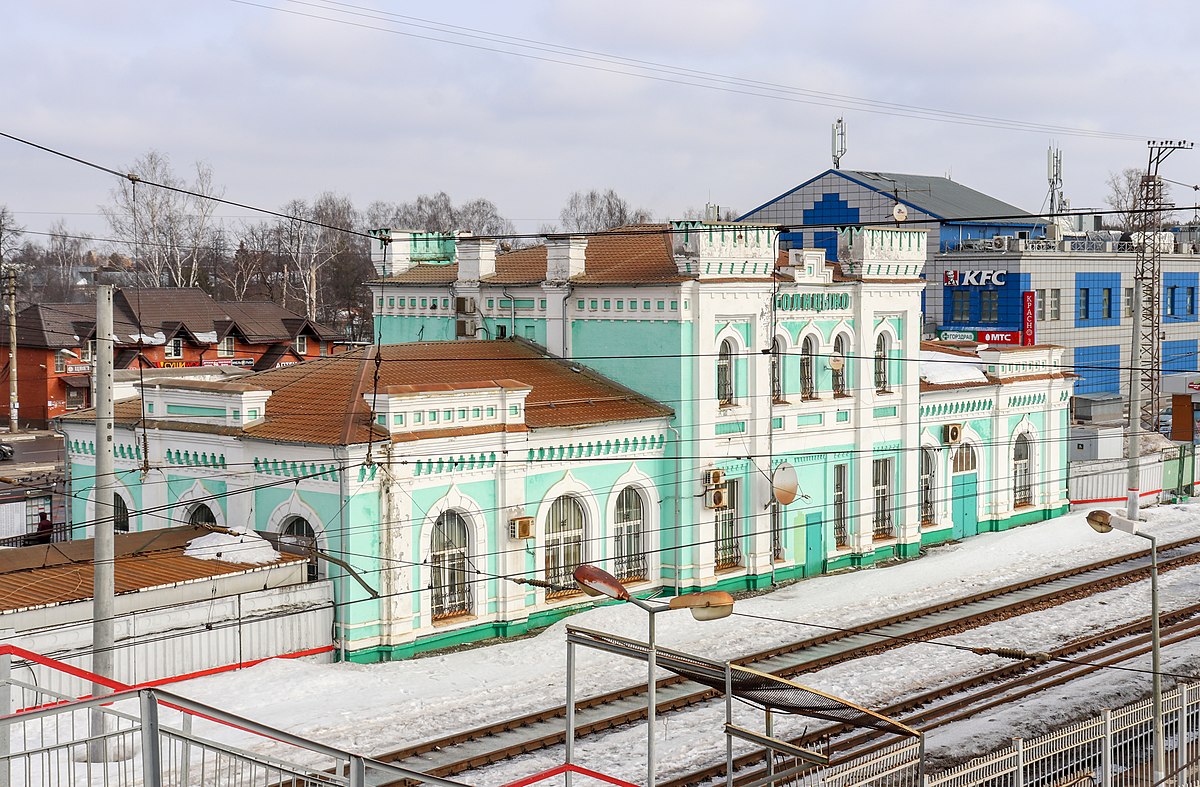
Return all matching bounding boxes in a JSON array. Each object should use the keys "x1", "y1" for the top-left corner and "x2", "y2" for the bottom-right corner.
[{"x1": 161, "y1": 504, "x2": 1200, "y2": 782}]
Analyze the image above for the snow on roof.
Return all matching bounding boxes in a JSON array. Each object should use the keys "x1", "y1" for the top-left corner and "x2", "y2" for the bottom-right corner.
[
  {"x1": 920, "y1": 349, "x2": 988, "y2": 386},
  {"x1": 184, "y1": 530, "x2": 280, "y2": 565}
]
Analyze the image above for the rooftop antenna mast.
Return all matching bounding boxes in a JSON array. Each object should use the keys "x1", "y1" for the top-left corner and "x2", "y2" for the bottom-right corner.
[
  {"x1": 1047, "y1": 144, "x2": 1066, "y2": 217},
  {"x1": 831, "y1": 118, "x2": 847, "y2": 170}
]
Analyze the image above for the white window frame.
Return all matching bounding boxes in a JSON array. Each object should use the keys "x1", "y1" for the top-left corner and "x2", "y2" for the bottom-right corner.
[
  {"x1": 296, "y1": 335, "x2": 308, "y2": 355},
  {"x1": 218, "y1": 336, "x2": 235, "y2": 358},
  {"x1": 165, "y1": 337, "x2": 183, "y2": 359}
]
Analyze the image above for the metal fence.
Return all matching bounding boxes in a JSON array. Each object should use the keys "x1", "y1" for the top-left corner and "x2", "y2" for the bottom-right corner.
[{"x1": 927, "y1": 682, "x2": 1199, "y2": 787}]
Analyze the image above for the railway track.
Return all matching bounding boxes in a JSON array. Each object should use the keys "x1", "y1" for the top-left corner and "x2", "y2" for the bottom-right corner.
[
  {"x1": 377, "y1": 535, "x2": 1200, "y2": 784},
  {"x1": 672, "y1": 602, "x2": 1200, "y2": 787}
]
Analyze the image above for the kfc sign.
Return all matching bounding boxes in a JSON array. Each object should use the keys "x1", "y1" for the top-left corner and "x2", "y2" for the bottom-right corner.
[{"x1": 943, "y1": 270, "x2": 1007, "y2": 287}]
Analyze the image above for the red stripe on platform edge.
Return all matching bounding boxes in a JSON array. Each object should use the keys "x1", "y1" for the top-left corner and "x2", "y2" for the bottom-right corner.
[
  {"x1": 1071, "y1": 489, "x2": 1165, "y2": 505},
  {"x1": 133, "y1": 644, "x2": 336, "y2": 689},
  {"x1": 500, "y1": 764, "x2": 640, "y2": 787}
]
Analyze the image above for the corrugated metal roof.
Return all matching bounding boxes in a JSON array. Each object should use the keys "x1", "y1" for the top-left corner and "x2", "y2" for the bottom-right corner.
[{"x1": 0, "y1": 526, "x2": 307, "y2": 613}]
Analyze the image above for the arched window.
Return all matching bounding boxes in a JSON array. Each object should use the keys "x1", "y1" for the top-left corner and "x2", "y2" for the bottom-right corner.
[
  {"x1": 188, "y1": 503, "x2": 217, "y2": 527},
  {"x1": 613, "y1": 487, "x2": 646, "y2": 582},
  {"x1": 919, "y1": 449, "x2": 936, "y2": 525},
  {"x1": 874, "y1": 334, "x2": 890, "y2": 393},
  {"x1": 114, "y1": 495, "x2": 130, "y2": 533},
  {"x1": 1013, "y1": 434, "x2": 1033, "y2": 507},
  {"x1": 952, "y1": 443, "x2": 977, "y2": 473},
  {"x1": 717, "y1": 338, "x2": 735, "y2": 405},
  {"x1": 770, "y1": 338, "x2": 785, "y2": 402},
  {"x1": 545, "y1": 495, "x2": 586, "y2": 598},
  {"x1": 800, "y1": 335, "x2": 816, "y2": 400},
  {"x1": 431, "y1": 511, "x2": 472, "y2": 619},
  {"x1": 280, "y1": 516, "x2": 319, "y2": 581},
  {"x1": 832, "y1": 334, "x2": 849, "y2": 397}
]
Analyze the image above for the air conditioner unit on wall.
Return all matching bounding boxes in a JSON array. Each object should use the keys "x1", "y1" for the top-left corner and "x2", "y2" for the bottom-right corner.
[
  {"x1": 704, "y1": 487, "x2": 728, "y2": 509},
  {"x1": 703, "y1": 468, "x2": 725, "y2": 487},
  {"x1": 509, "y1": 516, "x2": 535, "y2": 540},
  {"x1": 943, "y1": 423, "x2": 963, "y2": 444}
]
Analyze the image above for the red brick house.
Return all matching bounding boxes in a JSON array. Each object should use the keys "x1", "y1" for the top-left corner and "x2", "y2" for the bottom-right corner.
[{"x1": 1, "y1": 289, "x2": 345, "y2": 428}]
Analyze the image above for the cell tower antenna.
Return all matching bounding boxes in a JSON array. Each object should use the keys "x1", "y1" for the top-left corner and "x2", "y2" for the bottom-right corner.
[
  {"x1": 832, "y1": 118, "x2": 847, "y2": 169},
  {"x1": 1047, "y1": 144, "x2": 1065, "y2": 216}
]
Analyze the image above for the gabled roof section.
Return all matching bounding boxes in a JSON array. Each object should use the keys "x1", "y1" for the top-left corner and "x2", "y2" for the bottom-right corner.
[
  {"x1": 741, "y1": 169, "x2": 1037, "y2": 226},
  {"x1": 373, "y1": 225, "x2": 690, "y2": 287}
]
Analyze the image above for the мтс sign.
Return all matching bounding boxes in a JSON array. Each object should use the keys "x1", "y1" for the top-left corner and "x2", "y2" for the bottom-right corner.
[{"x1": 943, "y1": 270, "x2": 1007, "y2": 287}]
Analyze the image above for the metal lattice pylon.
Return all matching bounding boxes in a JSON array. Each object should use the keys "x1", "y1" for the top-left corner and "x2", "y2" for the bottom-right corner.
[{"x1": 1134, "y1": 141, "x2": 1191, "y2": 431}]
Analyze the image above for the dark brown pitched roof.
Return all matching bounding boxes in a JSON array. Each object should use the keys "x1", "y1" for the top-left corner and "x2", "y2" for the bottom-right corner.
[{"x1": 374, "y1": 225, "x2": 690, "y2": 287}]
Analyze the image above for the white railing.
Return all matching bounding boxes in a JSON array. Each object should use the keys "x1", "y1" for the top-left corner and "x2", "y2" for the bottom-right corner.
[
  {"x1": 945, "y1": 239, "x2": 1199, "y2": 255},
  {"x1": 927, "y1": 682, "x2": 1198, "y2": 787}
]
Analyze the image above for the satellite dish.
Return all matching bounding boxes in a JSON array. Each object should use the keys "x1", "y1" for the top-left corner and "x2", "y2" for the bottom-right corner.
[
  {"x1": 892, "y1": 203, "x2": 908, "y2": 222},
  {"x1": 828, "y1": 353, "x2": 845, "y2": 372},
  {"x1": 772, "y1": 462, "x2": 800, "y2": 506}
]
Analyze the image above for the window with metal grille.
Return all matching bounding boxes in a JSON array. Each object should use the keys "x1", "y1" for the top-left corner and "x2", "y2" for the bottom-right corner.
[
  {"x1": 980, "y1": 291, "x2": 999, "y2": 323},
  {"x1": 613, "y1": 487, "x2": 646, "y2": 582},
  {"x1": 165, "y1": 338, "x2": 183, "y2": 359},
  {"x1": 280, "y1": 516, "x2": 319, "y2": 581},
  {"x1": 872, "y1": 458, "x2": 893, "y2": 539},
  {"x1": 717, "y1": 339, "x2": 735, "y2": 405},
  {"x1": 545, "y1": 496, "x2": 585, "y2": 599},
  {"x1": 113, "y1": 495, "x2": 130, "y2": 533},
  {"x1": 1013, "y1": 434, "x2": 1033, "y2": 507},
  {"x1": 188, "y1": 503, "x2": 217, "y2": 527},
  {"x1": 874, "y1": 334, "x2": 890, "y2": 393},
  {"x1": 952, "y1": 443, "x2": 977, "y2": 473},
  {"x1": 952, "y1": 291, "x2": 970, "y2": 322},
  {"x1": 431, "y1": 511, "x2": 472, "y2": 618},
  {"x1": 800, "y1": 336, "x2": 816, "y2": 400},
  {"x1": 770, "y1": 338, "x2": 785, "y2": 402},
  {"x1": 715, "y1": 478, "x2": 741, "y2": 569},
  {"x1": 770, "y1": 500, "x2": 784, "y2": 561},
  {"x1": 833, "y1": 464, "x2": 848, "y2": 547},
  {"x1": 832, "y1": 334, "x2": 848, "y2": 397},
  {"x1": 919, "y1": 449, "x2": 936, "y2": 525}
]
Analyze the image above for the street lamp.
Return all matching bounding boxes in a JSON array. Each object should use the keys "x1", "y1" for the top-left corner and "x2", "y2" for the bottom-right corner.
[
  {"x1": 573, "y1": 565, "x2": 734, "y2": 787},
  {"x1": 1086, "y1": 509, "x2": 1164, "y2": 785}
]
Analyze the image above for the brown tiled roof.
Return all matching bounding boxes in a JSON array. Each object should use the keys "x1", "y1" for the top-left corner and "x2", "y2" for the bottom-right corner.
[
  {"x1": 374, "y1": 225, "x2": 691, "y2": 287},
  {"x1": 234, "y1": 340, "x2": 672, "y2": 445},
  {"x1": 0, "y1": 526, "x2": 306, "y2": 613}
]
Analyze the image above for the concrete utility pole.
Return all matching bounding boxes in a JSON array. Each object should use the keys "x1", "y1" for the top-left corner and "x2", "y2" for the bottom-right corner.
[
  {"x1": 89, "y1": 285, "x2": 116, "y2": 754},
  {"x1": 8, "y1": 274, "x2": 17, "y2": 433}
]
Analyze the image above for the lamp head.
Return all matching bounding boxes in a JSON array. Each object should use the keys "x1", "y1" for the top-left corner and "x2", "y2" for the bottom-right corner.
[
  {"x1": 1086, "y1": 509, "x2": 1139, "y2": 535},
  {"x1": 573, "y1": 564, "x2": 630, "y2": 601},
  {"x1": 667, "y1": 590, "x2": 735, "y2": 621}
]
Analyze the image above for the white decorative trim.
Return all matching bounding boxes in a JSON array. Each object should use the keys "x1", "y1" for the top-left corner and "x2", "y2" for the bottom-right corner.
[{"x1": 172, "y1": 480, "x2": 227, "y2": 528}]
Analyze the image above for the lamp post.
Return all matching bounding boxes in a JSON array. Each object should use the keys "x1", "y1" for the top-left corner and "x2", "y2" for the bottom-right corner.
[
  {"x1": 1086, "y1": 510, "x2": 1164, "y2": 784},
  {"x1": 573, "y1": 565, "x2": 734, "y2": 787}
]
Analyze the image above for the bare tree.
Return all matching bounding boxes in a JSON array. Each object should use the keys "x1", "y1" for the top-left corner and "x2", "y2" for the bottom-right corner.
[
  {"x1": 100, "y1": 151, "x2": 224, "y2": 287},
  {"x1": 41, "y1": 220, "x2": 93, "y2": 302},
  {"x1": 365, "y1": 193, "x2": 515, "y2": 236},
  {"x1": 1105, "y1": 167, "x2": 1174, "y2": 232},
  {"x1": 559, "y1": 189, "x2": 652, "y2": 233},
  {"x1": 0, "y1": 206, "x2": 24, "y2": 265},
  {"x1": 278, "y1": 193, "x2": 358, "y2": 321},
  {"x1": 680, "y1": 204, "x2": 740, "y2": 221}
]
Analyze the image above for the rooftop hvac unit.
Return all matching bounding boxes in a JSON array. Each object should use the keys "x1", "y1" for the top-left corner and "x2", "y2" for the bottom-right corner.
[
  {"x1": 702, "y1": 468, "x2": 725, "y2": 487},
  {"x1": 509, "y1": 516, "x2": 535, "y2": 540},
  {"x1": 992, "y1": 236, "x2": 1013, "y2": 251},
  {"x1": 704, "y1": 486, "x2": 728, "y2": 510},
  {"x1": 455, "y1": 296, "x2": 476, "y2": 314},
  {"x1": 943, "y1": 423, "x2": 963, "y2": 444}
]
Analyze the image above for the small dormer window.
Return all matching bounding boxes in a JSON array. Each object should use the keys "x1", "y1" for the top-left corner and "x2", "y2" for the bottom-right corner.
[
  {"x1": 296, "y1": 335, "x2": 308, "y2": 355},
  {"x1": 165, "y1": 338, "x2": 183, "y2": 359},
  {"x1": 218, "y1": 336, "x2": 235, "y2": 357}
]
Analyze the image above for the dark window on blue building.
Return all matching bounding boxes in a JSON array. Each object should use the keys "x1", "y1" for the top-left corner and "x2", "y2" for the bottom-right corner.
[
  {"x1": 1102, "y1": 288, "x2": 1112, "y2": 319},
  {"x1": 952, "y1": 291, "x2": 970, "y2": 322},
  {"x1": 1077, "y1": 289, "x2": 1089, "y2": 320},
  {"x1": 981, "y1": 291, "x2": 999, "y2": 323}
]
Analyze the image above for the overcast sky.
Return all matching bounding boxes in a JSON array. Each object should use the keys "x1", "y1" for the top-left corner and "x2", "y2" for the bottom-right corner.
[{"x1": 6, "y1": 0, "x2": 1199, "y2": 241}]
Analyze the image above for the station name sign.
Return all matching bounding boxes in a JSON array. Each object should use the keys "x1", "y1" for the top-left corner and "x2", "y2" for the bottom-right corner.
[
  {"x1": 943, "y1": 270, "x2": 1007, "y2": 287},
  {"x1": 775, "y1": 292, "x2": 850, "y2": 312}
]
